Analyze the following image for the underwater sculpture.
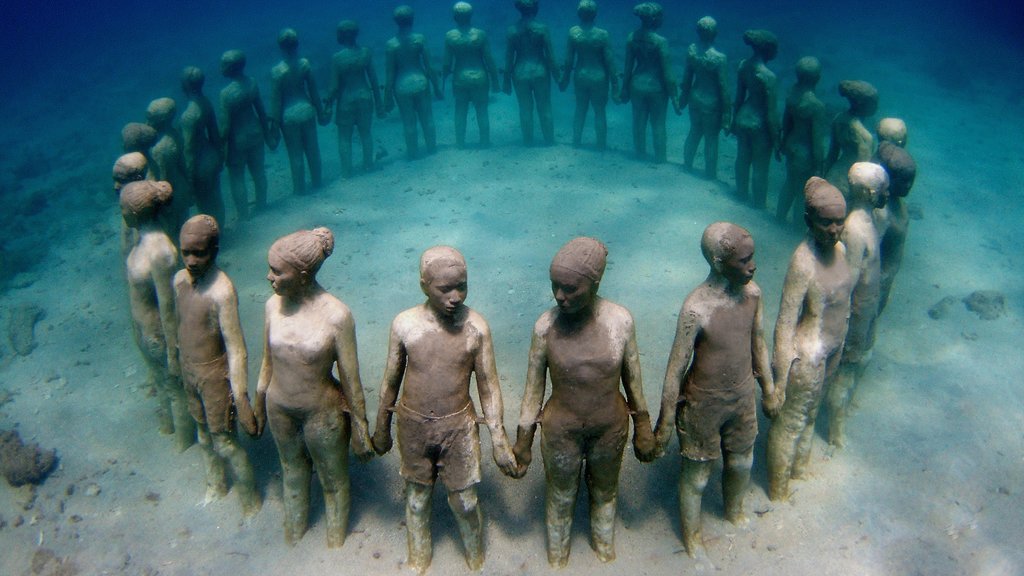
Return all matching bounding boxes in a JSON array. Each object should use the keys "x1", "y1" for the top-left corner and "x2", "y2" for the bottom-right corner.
[
  {"x1": 679, "y1": 16, "x2": 731, "y2": 180},
  {"x1": 732, "y1": 29, "x2": 780, "y2": 209},
  {"x1": 326, "y1": 20, "x2": 384, "y2": 179},
  {"x1": 777, "y1": 57, "x2": 827, "y2": 224},
  {"x1": 146, "y1": 97, "x2": 193, "y2": 235},
  {"x1": 876, "y1": 117, "x2": 907, "y2": 149},
  {"x1": 180, "y1": 66, "x2": 225, "y2": 225},
  {"x1": 112, "y1": 152, "x2": 149, "y2": 258},
  {"x1": 219, "y1": 49, "x2": 271, "y2": 221},
  {"x1": 120, "y1": 180, "x2": 196, "y2": 452},
  {"x1": 827, "y1": 162, "x2": 889, "y2": 448},
  {"x1": 255, "y1": 227, "x2": 374, "y2": 547},
  {"x1": 270, "y1": 28, "x2": 327, "y2": 196},
  {"x1": 384, "y1": 5, "x2": 443, "y2": 160},
  {"x1": 873, "y1": 141, "x2": 917, "y2": 315},
  {"x1": 619, "y1": 2, "x2": 678, "y2": 164},
  {"x1": 121, "y1": 122, "x2": 159, "y2": 163},
  {"x1": 766, "y1": 177, "x2": 853, "y2": 501},
  {"x1": 824, "y1": 80, "x2": 878, "y2": 195},
  {"x1": 173, "y1": 215, "x2": 260, "y2": 518},
  {"x1": 443, "y1": 2, "x2": 500, "y2": 148},
  {"x1": 503, "y1": 0, "x2": 558, "y2": 146},
  {"x1": 371, "y1": 246, "x2": 516, "y2": 573},
  {"x1": 513, "y1": 237, "x2": 656, "y2": 567},
  {"x1": 560, "y1": 0, "x2": 617, "y2": 149},
  {"x1": 654, "y1": 222, "x2": 777, "y2": 559}
]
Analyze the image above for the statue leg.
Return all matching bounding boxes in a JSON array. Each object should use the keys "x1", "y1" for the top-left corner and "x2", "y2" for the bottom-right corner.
[
  {"x1": 268, "y1": 404, "x2": 312, "y2": 546},
  {"x1": 302, "y1": 119, "x2": 322, "y2": 189},
  {"x1": 584, "y1": 422, "x2": 627, "y2": 563},
  {"x1": 397, "y1": 93, "x2": 419, "y2": 159},
  {"x1": 167, "y1": 375, "x2": 196, "y2": 453},
  {"x1": 226, "y1": 160, "x2": 250, "y2": 221},
  {"x1": 473, "y1": 86, "x2": 490, "y2": 147},
  {"x1": 766, "y1": 357, "x2": 821, "y2": 501},
  {"x1": 631, "y1": 99, "x2": 648, "y2": 157},
  {"x1": 750, "y1": 130, "x2": 772, "y2": 209},
  {"x1": 306, "y1": 409, "x2": 352, "y2": 548},
  {"x1": 650, "y1": 93, "x2": 668, "y2": 164},
  {"x1": 405, "y1": 481, "x2": 434, "y2": 573},
  {"x1": 513, "y1": 77, "x2": 535, "y2": 145},
  {"x1": 336, "y1": 122, "x2": 355, "y2": 179},
  {"x1": 536, "y1": 76, "x2": 554, "y2": 145},
  {"x1": 281, "y1": 122, "x2": 306, "y2": 196},
  {"x1": 454, "y1": 88, "x2": 470, "y2": 148},
  {"x1": 541, "y1": 429, "x2": 583, "y2": 568},
  {"x1": 703, "y1": 112, "x2": 722, "y2": 180},
  {"x1": 827, "y1": 361, "x2": 856, "y2": 448},
  {"x1": 723, "y1": 448, "x2": 753, "y2": 525},
  {"x1": 683, "y1": 107, "x2": 702, "y2": 171},
  {"x1": 212, "y1": 431, "x2": 260, "y2": 518},
  {"x1": 448, "y1": 487, "x2": 484, "y2": 570},
  {"x1": 416, "y1": 91, "x2": 437, "y2": 155},
  {"x1": 196, "y1": 423, "x2": 228, "y2": 503},
  {"x1": 679, "y1": 458, "x2": 712, "y2": 558},
  {"x1": 734, "y1": 130, "x2": 752, "y2": 202},
  {"x1": 247, "y1": 145, "x2": 267, "y2": 212},
  {"x1": 592, "y1": 85, "x2": 608, "y2": 150},
  {"x1": 357, "y1": 105, "x2": 374, "y2": 172},
  {"x1": 572, "y1": 88, "x2": 588, "y2": 147}
]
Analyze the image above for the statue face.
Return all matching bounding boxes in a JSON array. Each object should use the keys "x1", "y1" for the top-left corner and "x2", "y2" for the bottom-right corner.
[
  {"x1": 719, "y1": 236, "x2": 756, "y2": 287},
  {"x1": 806, "y1": 204, "x2": 846, "y2": 249},
  {"x1": 870, "y1": 180, "x2": 890, "y2": 209},
  {"x1": 181, "y1": 232, "x2": 217, "y2": 281},
  {"x1": 422, "y1": 265, "x2": 468, "y2": 317},
  {"x1": 266, "y1": 252, "x2": 305, "y2": 297},
  {"x1": 550, "y1": 267, "x2": 596, "y2": 315}
]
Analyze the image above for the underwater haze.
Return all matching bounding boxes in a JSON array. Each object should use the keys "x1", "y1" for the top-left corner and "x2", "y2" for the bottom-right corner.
[{"x1": 1, "y1": 1, "x2": 1022, "y2": 574}]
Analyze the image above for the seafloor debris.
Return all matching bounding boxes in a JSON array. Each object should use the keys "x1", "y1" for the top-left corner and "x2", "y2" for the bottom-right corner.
[
  {"x1": 927, "y1": 295, "x2": 958, "y2": 319},
  {"x1": 0, "y1": 429, "x2": 58, "y2": 487},
  {"x1": 962, "y1": 290, "x2": 1006, "y2": 320},
  {"x1": 7, "y1": 303, "x2": 45, "y2": 356}
]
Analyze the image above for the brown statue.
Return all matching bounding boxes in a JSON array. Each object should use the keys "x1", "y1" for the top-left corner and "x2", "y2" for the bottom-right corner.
[
  {"x1": 827, "y1": 162, "x2": 889, "y2": 448},
  {"x1": 824, "y1": 80, "x2": 878, "y2": 195},
  {"x1": 513, "y1": 237, "x2": 656, "y2": 567},
  {"x1": 146, "y1": 97, "x2": 194, "y2": 234},
  {"x1": 654, "y1": 222, "x2": 776, "y2": 558},
  {"x1": 384, "y1": 5, "x2": 443, "y2": 160},
  {"x1": 121, "y1": 122, "x2": 158, "y2": 166},
  {"x1": 371, "y1": 246, "x2": 516, "y2": 573},
  {"x1": 560, "y1": 0, "x2": 617, "y2": 149},
  {"x1": 254, "y1": 227, "x2": 374, "y2": 547},
  {"x1": 680, "y1": 16, "x2": 731, "y2": 180},
  {"x1": 777, "y1": 57, "x2": 826, "y2": 223},
  {"x1": 732, "y1": 30, "x2": 780, "y2": 208},
  {"x1": 112, "y1": 152, "x2": 148, "y2": 259},
  {"x1": 173, "y1": 215, "x2": 260, "y2": 518},
  {"x1": 503, "y1": 0, "x2": 558, "y2": 146},
  {"x1": 180, "y1": 67, "x2": 225, "y2": 225},
  {"x1": 873, "y1": 141, "x2": 917, "y2": 314},
  {"x1": 270, "y1": 28, "x2": 327, "y2": 196},
  {"x1": 443, "y1": 2, "x2": 500, "y2": 148},
  {"x1": 620, "y1": 2, "x2": 679, "y2": 163},
  {"x1": 326, "y1": 20, "x2": 384, "y2": 179},
  {"x1": 120, "y1": 180, "x2": 196, "y2": 452},
  {"x1": 766, "y1": 178, "x2": 853, "y2": 501},
  {"x1": 218, "y1": 49, "x2": 271, "y2": 221}
]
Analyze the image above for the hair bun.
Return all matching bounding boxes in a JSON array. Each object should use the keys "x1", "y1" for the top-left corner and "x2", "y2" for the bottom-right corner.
[{"x1": 311, "y1": 227, "x2": 335, "y2": 258}]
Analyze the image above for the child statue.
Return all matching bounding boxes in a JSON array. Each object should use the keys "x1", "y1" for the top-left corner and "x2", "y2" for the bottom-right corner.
[
  {"x1": 513, "y1": 237, "x2": 656, "y2": 567},
  {"x1": 732, "y1": 29, "x2": 780, "y2": 208},
  {"x1": 560, "y1": 0, "x2": 617, "y2": 149},
  {"x1": 766, "y1": 178, "x2": 853, "y2": 501},
  {"x1": 680, "y1": 16, "x2": 731, "y2": 180},
  {"x1": 112, "y1": 152, "x2": 148, "y2": 258},
  {"x1": 173, "y1": 215, "x2": 260, "y2": 517},
  {"x1": 180, "y1": 67, "x2": 225, "y2": 225},
  {"x1": 777, "y1": 57, "x2": 826, "y2": 224},
  {"x1": 653, "y1": 222, "x2": 777, "y2": 558},
  {"x1": 503, "y1": 0, "x2": 558, "y2": 146},
  {"x1": 876, "y1": 117, "x2": 907, "y2": 149},
  {"x1": 873, "y1": 141, "x2": 916, "y2": 315},
  {"x1": 146, "y1": 97, "x2": 193, "y2": 234},
  {"x1": 824, "y1": 80, "x2": 878, "y2": 195},
  {"x1": 371, "y1": 246, "x2": 516, "y2": 573},
  {"x1": 827, "y1": 162, "x2": 889, "y2": 448},
  {"x1": 620, "y1": 2, "x2": 679, "y2": 163},
  {"x1": 384, "y1": 5, "x2": 443, "y2": 160},
  {"x1": 254, "y1": 227, "x2": 374, "y2": 547},
  {"x1": 443, "y1": 2, "x2": 500, "y2": 148},
  {"x1": 218, "y1": 49, "x2": 271, "y2": 221},
  {"x1": 269, "y1": 28, "x2": 327, "y2": 196},
  {"x1": 120, "y1": 180, "x2": 196, "y2": 452},
  {"x1": 326, "y1": 20, "x2": 384, "y2": 179}
]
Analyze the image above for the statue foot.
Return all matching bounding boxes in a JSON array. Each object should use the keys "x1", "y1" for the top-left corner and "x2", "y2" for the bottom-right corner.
[
  {"x1": 682, "y1": 529, "x2": 706, "y2": 560},
  {"x1": 326, "y1": 528, "x2": 347, "y2": 549},
  {"x1": 725, "y1": 509, "x2": 750, "y2": 527}
]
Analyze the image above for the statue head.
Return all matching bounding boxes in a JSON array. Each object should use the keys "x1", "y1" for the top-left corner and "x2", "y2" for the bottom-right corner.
[
  {"x1": 515, "y1": 0, "x2": 539, "y2": 17},
  {"x1": 743, "y1": 29, "x2": 778, "y2": 61},
  {"x1": 876, "y1": 142, "x2": 916, "y2": 198},
  {"x1": 267, "y1": 227, "x2": 334, "y2": 296},
  {"x1": 277, "y1": 28, "x2": 299, "y2": 51},
  {"x1": 803, "y1": 177, "x2": 846, "y2": 249},
  {"x1": 633, "y1": 3, "x2": 663, "y2": 27},
  {"x1": 120, "y1": 180, "x2": 173, "y2": 228},
  {"x1": 145, "y1": 98, "x2": 176, "y2": 130},
  {"x1": 393, "y1": 5, "x2": 415, "y2": 26},
  {"x1": 220, "y1": 49, "x2": 246, "y2": 77},
  {"x1": 121, "y1": 122, "x2": 158, "y2": 153},
  {"x1": 453, "y1": 2, "x2": 473, "y2": 24},
  {"x1": 112, "y1": 152, "x2": 148, "y2": 193},
  {"x1": 838, "y1": 80, "x2": 878, "y2": 117},
  {"x1": 180, "y1": 215, "x2": 220, "y2": 280},
  {"x1": 701, "y1": 222, "x2": 755, "y2": 286},
  {"x1": 696, "y1": 16, "x2": 717, "y2": 43},
  {"x1": 420, "y1": 246, "x2": 469, "y2": 317},
  {"x1": 848, "y1": 162, "x2": 890, "y2": 209},
  {"x1": 336, "y1": 20, "x2": 359, "y2": 43},
  {"x1": 795, "y1": 56, "x2": 821, "y2": 85},
  {"x1": 550, "y1": 237, "x2": 607, "y2": 314},
  {"x1": 577, "y1": 0, "x2": 597, "y2": 22},
  {"x1": 180, "y1": 66, "x2": 205, "y2": 95},
  {"x1": 876, "y1": 117, "x2": 907, "y2": 147}
]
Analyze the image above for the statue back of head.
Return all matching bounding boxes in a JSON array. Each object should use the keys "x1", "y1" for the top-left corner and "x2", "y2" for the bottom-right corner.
[
  {"x1": 838, "y1": 80, "x2": 878, "y2": 116},
  {"x1": 270, "y1": 227, "x2": 335, "y2": 276},
  {"x1": 551, "y1": 237, "x2": 608, "y2": 283},
  {"x1": 795, "y1": 56, "x2": 821, "y2": 84},
  {"x1": 696, "y1": 16, "x2": 717, "y2": 42},
  {"x1": 515, "y1": 0, "x2": 539, "y2": 16},
  {"x1": 577, "y1": 0, "x2": 597, "y2": 21},
  {"x1": 277, "y1": 28, "x2": 299, "y2": 50},
  {"x1": 743, "y1": 29, "x2": 778, "y2": 60},
  {"x1": 337, "y1": 20, "x2": 359, "y2": 42},
  {"x1": 393, "y1": 5, "x2": 414, "y2": 26},
  {"x1": 876, "y1": 142, "x2": 916, "y2": 197},
  {"x1": 220, "y1": 49, "x2": 246, "y2": 76}
]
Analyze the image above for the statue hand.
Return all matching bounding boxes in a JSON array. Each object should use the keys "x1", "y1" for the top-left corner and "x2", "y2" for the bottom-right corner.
[
  {"x1": 317, "y1": 109, "x2": 331, "y2": 126},
  {"x1": 512, "y1": 433, "x2": 533, "y2": 471},
  {"x1": 353, "y1": 432, "x2": 375, "y2": 463},
  {"x1": 253, "y1": 393, "x2": 267, "y2": 438},
  {"x1": 633, "y1": 426, "x2": 657, "y2": 463},
  {"x1": 236, "y1": 395, "x2": 258, "y2": 437},
  {"x1": 494, "y1": 445, "x2": 518, "y2": 478},
  {"x1": 371, "y1": 428, "x2": 393, "y2": 455},
  {"x1": 763, "y1": 390, "x2": 784, "y2": 419},
  {"x1": 502, "y1": 82, "x2": 512, "y2": 96}
]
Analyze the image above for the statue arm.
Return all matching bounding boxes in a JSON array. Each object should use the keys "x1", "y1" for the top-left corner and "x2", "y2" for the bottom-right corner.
[
  {"x1": 304, "y1": 63, "x2": 327, "y2": 122},
  {"x1": 482, "y1": 32, "x2": 499, "y2": 92},
  {"x1": 269, "y1": 73, "x2": 284, "y2": 125},
  {"x1": 366, "y1": 50, "x2": 384, "y2": 115},
  {"x1": 811, "y1": 105, "x2": 827, "y2": 174},
  {"x1": 659, "y1": 39, "x2": 679, "y2": 112},
  {"x1": 543, "y1": 28, "x2": 558, "y2": 81},
  {"x1": 622, "y1": 318, "x2": 656, "y2": 462},
  {"x1": 559, "y1": 35, "x2": 574, "y2": 91},
  {"x1": 254, "y1": 313, "x2": 272, "y2": 437},
  {"x1": 153, "y1": 253, "x2": 180, "y2": 378},
  {"x1": 371, "y1": 320, "x2": 406, "y2": 455},
  {"x1": 751, "y1": 292, "x2": 779, "y2": 417},
  {"x1": 383, "y1": 45, "x2": 398, "y2": 111},
  {"x1": 766, "y1": 75, "x2": 781, "y2": 152},
  {"x1": 421, "y1": 42, "x2": 442, "y2": 98},
  {"x1": 772, "y1": 258, "x2": 808, "y2": 404},
  {"x1": 824, "y1": 118, "x2": 841, "y2": 171},
  {"x1": 473, "y1": 322, "x2": 516, "y2": 476},
  {"x1": 679, "y1": 60, "x2": 694, "y2": 110},
  {"x1": 732, "y1": 64, "x2": 747, "y2": 130},
  {"x1": 219, "y1": 281, "x2": 257, "y2": 435},
  {"x1": 602, "y1": 38, "x2": 618, "y2": 94},
  {"x1": 252, "y1": 83, "x2": 270, "y2": 137},
  {"x1": 180, "y1": 118, "x2": 198, "y2": 179},
  {"x1": 718, "y1": 57, "x2": 732, "y2": 127},
  {"x1": 503, "y1": 32, "x2": 515, "y2": 94},
  {"x1": 513, "y1": 328, "x2": 547, "y2": 475},
  {"x1": 334, "y1": 309, "x2": 373, "y2": 460},
  {"x1": 619, "y1": 39, "x2": 635, "y2": 102},
  {"x1": 654, "y1": 307, "x2": 698, "y2": 453}
]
